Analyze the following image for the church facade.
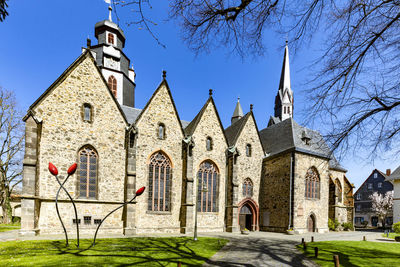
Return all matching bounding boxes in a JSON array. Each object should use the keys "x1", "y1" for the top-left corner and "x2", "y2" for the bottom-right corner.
[{"x1": 19, "y1": 15, "x2": 354, "y2": 236}]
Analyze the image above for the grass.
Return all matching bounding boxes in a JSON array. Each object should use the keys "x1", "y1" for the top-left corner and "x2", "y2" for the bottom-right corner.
[
  {"x1": 0, "y1": 237, "x2": 228, "y2": 266},
  {"x1": 382, "y1": 233, "x2": 400, "y2": 239},
  {"x1": 297, "y1": 241, "x2": 400, "y2": 266},
  {"x1": 0, "y1": 223, "x2": 20, "y2": 232}
]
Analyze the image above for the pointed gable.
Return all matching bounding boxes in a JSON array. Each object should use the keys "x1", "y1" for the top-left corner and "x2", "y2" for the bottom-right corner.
[{"x1": 135, "y1": 79, "x2": 184, "y2": 138}]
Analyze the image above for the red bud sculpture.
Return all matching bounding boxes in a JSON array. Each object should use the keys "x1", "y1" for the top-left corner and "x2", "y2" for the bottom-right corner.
[
  {"x1": 67, "y1": 163, "x2": 78, "y2": 175},
  {"x1": 136, "y1": 186, "x2": 145, "y2": 196},
  {"x1": 49, "y1": 162, "x2": 58, "y2": 176}
]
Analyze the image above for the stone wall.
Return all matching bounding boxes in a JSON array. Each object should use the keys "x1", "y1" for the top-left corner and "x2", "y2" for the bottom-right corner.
[
  {"x1": 329, "y1": 169, "x2": 349, "y2": 224},
  {"x1": 293, "y1": 153, "x2": 329, "y2": 233},
  {"x1": 134, "y1": 82, "x2": 184, "y2": 234},
  {"x1": 190, "y1": 100, "x2": 228, "y2": 232},
  {"x1": 259, "y1": 153, "x2": 291, "y2": 232},
  {"x1": 29, "y1": 53, "x2": 127, "y2": 233}
]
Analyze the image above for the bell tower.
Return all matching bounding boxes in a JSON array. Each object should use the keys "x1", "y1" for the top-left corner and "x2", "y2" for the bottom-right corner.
[
  {"x1": 274, "y1": 41, "x2": 293, "y2": 121},
  {"x1": 88, "y1": 5, "x2": 136, "y2": 108}
]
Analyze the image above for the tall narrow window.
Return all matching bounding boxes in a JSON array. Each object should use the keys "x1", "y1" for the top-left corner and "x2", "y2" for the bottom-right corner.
[
  {"x1": 108, "y1": 75, "x2": 117, "y2": 97},
  {"x1": 107, "y1": 33, "x2": 115, "y2": 44},
  {"x1": 206, "y1": 137, "x2": 213, "y2": 151},
  {"x1": 78, "y1": 146, "x2": 98, "y2": 199},
  {"x1": 197, "y1": 161, "x2": 219, "y2": 212},
  {"x1": 129, "y1": 131, "x2": 135, "y2": 148},
  {"x1": 246, "y1": 144, "x2": 252, "y2": 157},
  {"x1": 243, "y1": 178, "x2": 253, "y2": 197},
  {"x1": 305, "y1": 167, "x2": 320, "y2": 199},
  {"x1": 148, "y1": 151, "x2": 172, "y2": 212},
  {"x1": 158, "y1": 123, "x2": 165, "y2": 139},
  {"x1": 83, "y1": 103, "x2": 92, "y2": 122}
]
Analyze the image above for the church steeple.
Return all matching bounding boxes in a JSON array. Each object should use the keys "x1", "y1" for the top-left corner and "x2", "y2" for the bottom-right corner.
[
  {"x1": 231, "y1": 97, "x2": 244, "y2": 124},
  {"x1": 274, "y1": 41, "x2": 293, "y2": 121}
]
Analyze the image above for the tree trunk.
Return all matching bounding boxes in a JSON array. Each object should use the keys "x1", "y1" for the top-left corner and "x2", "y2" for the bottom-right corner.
[{"x1": 1, "y1": 189, "x2": 12, "y2": 224}]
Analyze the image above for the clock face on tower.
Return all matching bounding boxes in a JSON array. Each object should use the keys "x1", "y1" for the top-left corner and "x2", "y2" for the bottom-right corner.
[{"x1": 104, "y1": 57, "x2": 120, "y2": 70}]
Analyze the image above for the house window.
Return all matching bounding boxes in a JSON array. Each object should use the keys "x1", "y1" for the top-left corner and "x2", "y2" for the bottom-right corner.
[
  {"x1": 356, "y1": 204, "x2": 361, "y2": 211},
  {"x1": 355, "y1": 217, "x2": 364, "y2": 224},
  {"x1": 84, "y1": 216, "x2": 91, "y2": 225},
  {"x1": 305, "y1": 167, "x2": 320, "y2": 199},
  {"x1": 108, "y1": 75, "x2": 117, "y2": 97},
  {"x1": 83, "y1": 103, "x2": 92, "y2": 122},
  {"x1": 246, "y1": 144, "x2": 252, "y2": 157},
  {"x1": 148, "y1": 151, "x2": 172, "y2": 212},
  {"x1": 243, "y1": 178, "x2": 253, "y2": 197},
  {"x1": 368, "y1": 183, "x2": 373, "y2": 190},
  {"x1": 78, "y1": 146, "x2": 98, "y2": 199},
  {"x1": 73, "y1": 219, "x2": 81, "y2": 224},
  {"x1": 288, "y1": 106, "x2": 290, "y2": 114},
  {"x1": 94, "y1": 219, "x2": 102, "y2": 225},
  {"x1": 374, "y1": 173, "x2": 378, "y2": 178},
  {"x1": 356, "y1": 194, "x2": 361, "y2": 200},
  {"x1": 197, "y1": 161, "x2": 219, "y2": 212},
  {"x1": 335, "y1": 179, "x2": 342, "y2": 203},
  {"x1": 107, "y1": 33, "x2": 115, "y2": 45},
  {"x1": 206, "y1": 137, "x2": 213, "y2": 151},
  {"x1": 378, "y1": 182, "x2": 382, "y2": 188},
  {"x1": 158, "y1": 123, "x2": 165, "y2": 139}
]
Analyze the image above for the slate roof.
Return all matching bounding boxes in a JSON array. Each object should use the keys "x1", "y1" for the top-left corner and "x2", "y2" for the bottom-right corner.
[
  {"x1": 259, "y1": 118, "x2": 346, "y2": 171},
  {"x1": 121, "y1": 105, "x2": 190, "y2": 128},
  {"x1": 225, "y1": 113, "x2": 251, "y2": 147},
  {"x1": 387, "y1": 165, "x2": 400, "y2": 181}
]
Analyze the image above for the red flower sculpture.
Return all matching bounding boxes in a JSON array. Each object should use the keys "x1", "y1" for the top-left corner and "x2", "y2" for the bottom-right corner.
[
  {"x1": 67, "y1": 163, "x2": 78, "y2": 175},
  {"x1": 49, "y1": 162, "x2": 58, "y2": 176},
  {"x1": 136, "y1": 186, "x2": 146, "y2": 196}
]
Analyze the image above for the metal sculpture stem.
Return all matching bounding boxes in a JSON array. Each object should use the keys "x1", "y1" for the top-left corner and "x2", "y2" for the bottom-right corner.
[
  {"x1": 54, "y1": 174, "x2": 80, "y2": 247},
  {"x1": 92, "y1": 194, "x2": 138, "y2": 247},
  {"x1": 55, "y1": 175, "x2": 70, "y2": 246}
]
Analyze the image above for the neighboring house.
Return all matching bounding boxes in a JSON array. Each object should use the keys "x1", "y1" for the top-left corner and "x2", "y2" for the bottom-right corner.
[
  {"x1": 354, "y1": 169, "x2": 393, "y2": 227},
  {"x1": 19, "y1": 10, "x2": 354, "y2": 236},
  {"x1": 386, "y1": 166, "x2": 400, "y2": 225}
]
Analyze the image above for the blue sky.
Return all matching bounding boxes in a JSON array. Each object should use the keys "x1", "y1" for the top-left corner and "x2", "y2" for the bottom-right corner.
[{"x1": 0, "y1": 0, "x2": 397, "y2": 189}]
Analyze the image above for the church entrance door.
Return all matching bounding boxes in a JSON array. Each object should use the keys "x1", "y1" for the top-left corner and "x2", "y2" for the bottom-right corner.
[
  {"x1": 307, "y1": 215, "x2": 316, "y2": 232},
  {"x1": 238, "y1": 199, "x2": 259, "y2": 231}
]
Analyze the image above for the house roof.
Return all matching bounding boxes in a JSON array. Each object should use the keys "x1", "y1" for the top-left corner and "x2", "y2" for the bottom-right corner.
[{"x1": 387, "y1": 165, "x2": 400, "y2": 181}]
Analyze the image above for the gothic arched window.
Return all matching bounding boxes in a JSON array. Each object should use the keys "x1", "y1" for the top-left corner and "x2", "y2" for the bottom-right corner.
[
  {"x1": 197, "y1": 161, "x2": 219, "y2": 212},
  {"x1": 206, "y1": 137, "x2": 213, "y2": 151},
  {"x1": 83, "y1": 103, "x2": 92, "y2": 122},
  {"x1": 108, "y1": 75, "x2": 117, "y2": 97},
  {"x1": 78, "y1": 146, "x2": 98, "y2": 199},
  {"x1": 305, "y1": 167, "x2": 320, "y2": 199},
  {"x1": 148, "y1": 151, "x2": 172, "y2": 212},
  {"x1": 243, "y1": 178, "x2": 253, "y2": 197},
  {"x1": 335, "y1": 179, "x2": 343, "y2": 203},
  {"x1": 107, "y1": 33, "x2": 115, "y2": 45}
]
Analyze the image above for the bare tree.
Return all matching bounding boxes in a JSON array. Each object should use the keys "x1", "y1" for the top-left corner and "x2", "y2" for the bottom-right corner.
[
  {"x1": 0, "y1": 0, "x2": 9, "y2": 22},
  {"x1": 370, "y1": 191, "x2": 393, "y2": 228},
  {"x1": 117, "y1": 0, "x2": 400, "y2": 158},
  {"x1": 0, "y1": 88, "x2": 24, "y2": 224}
]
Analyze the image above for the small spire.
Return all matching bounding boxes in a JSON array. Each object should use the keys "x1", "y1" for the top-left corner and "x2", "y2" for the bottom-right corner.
[
  {"x1": 162, "y1": 70, "x2": 166, "y2": 79},
  {"x1": 209, "y1": 89, "x2": 213, "y2": 96},
  {"x1": 86, "y1": 37, "x2": 91, "y2": 48},
  {"x1": 250, "y1": 104, "x2": 253, "y2": 111},
  {"x1": 231, "y1": 97, "x2": 244, "y2": 124},
  {"x1": 108, "y1": 5, "x2": 113, "y2": 22}
]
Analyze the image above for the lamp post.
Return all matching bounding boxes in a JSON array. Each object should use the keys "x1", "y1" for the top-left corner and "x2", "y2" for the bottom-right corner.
[{"x1": 194, "y1": 183, "x2": 208, "y2": 241}]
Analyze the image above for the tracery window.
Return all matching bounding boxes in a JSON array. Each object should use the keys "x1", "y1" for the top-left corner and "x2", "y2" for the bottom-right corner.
[
  {"x1": 197, "y1": 161, "x2": 219, "y2": 212},
  {"x1": 305, "y1": 167, "x2": 320, "y2": 199},
  {"x1": 108, "y1": 75, "x2": 117, "y2": 97},
  {"x1": 242, "y1": 178, "x2": 253, "y2": 197},
  {"x1": 148, "y1": 151, "x2": 172, "y2": 212},
  {"x1": 78, "y1": 146, "x2": 98, "y2": 199}
]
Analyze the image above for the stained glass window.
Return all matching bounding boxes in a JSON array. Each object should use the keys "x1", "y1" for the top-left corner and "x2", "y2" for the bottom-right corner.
[
  {"x1": 197, "y1": 161, "x2": 219, "y2": 212},
  {"x1": 148, "y1": 151, "x2": 172, "y2": 211},
  {"x1": 78, "y1": 146, "x2": 98, "y2": 199}
]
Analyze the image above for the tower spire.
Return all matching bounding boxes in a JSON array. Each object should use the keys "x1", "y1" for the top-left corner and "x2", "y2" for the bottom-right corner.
[
  {"x1": 231, "y1": 97, "x2": 244, "y2": 124},
  {"x1": 274, "y1": 41, "x2": 293, "y2": 121},
  {"x1": 108, "y1": 5, "x2": 113, "y2": 22}
]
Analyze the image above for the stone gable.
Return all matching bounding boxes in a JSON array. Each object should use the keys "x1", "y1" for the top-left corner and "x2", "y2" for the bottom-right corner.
[{"x1": 134, "y1": 82, "x2": 184, "y2": 233}]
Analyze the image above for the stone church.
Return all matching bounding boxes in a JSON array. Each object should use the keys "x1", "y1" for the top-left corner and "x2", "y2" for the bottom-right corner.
[{"x1": 19, "y1": 13, "x2": 354, "y2": 236}]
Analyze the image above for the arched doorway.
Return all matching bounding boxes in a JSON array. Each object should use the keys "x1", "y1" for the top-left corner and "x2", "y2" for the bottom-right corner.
[
  {"x1": 307, "y1": 214, "x2": 316, "y2": 232},
  {"x1": 238, "y1": 199, "x2": 259, "y2": 231}
]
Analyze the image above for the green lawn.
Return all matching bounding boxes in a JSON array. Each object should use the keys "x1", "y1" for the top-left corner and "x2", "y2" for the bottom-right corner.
[
  {"x1": 0, "y1": 223, "x2": 20, "y2": 232},
  {"x1": 382, "y1": 233, "x2": 400, "y2": 239},
  {"x1": 0, "y1": 237, "x2": 228, "y2": 266},
  {"x1": 297, "y1": 241, "x2": 400, "y2": 266}
]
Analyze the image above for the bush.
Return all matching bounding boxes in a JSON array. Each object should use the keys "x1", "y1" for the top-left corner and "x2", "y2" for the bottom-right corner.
[
  {"x1": 393, "y1": 222, "x2": 400, "y2": 234},
  {"x1": 329, "y1": 219, "x2": 340, "y2": 231},
  {"x1": 342, "y1": 222, "x2": 354, "y2": 231},
  {"x1": 361, "y1": 221, "x2": 368, "y2": 227}
]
